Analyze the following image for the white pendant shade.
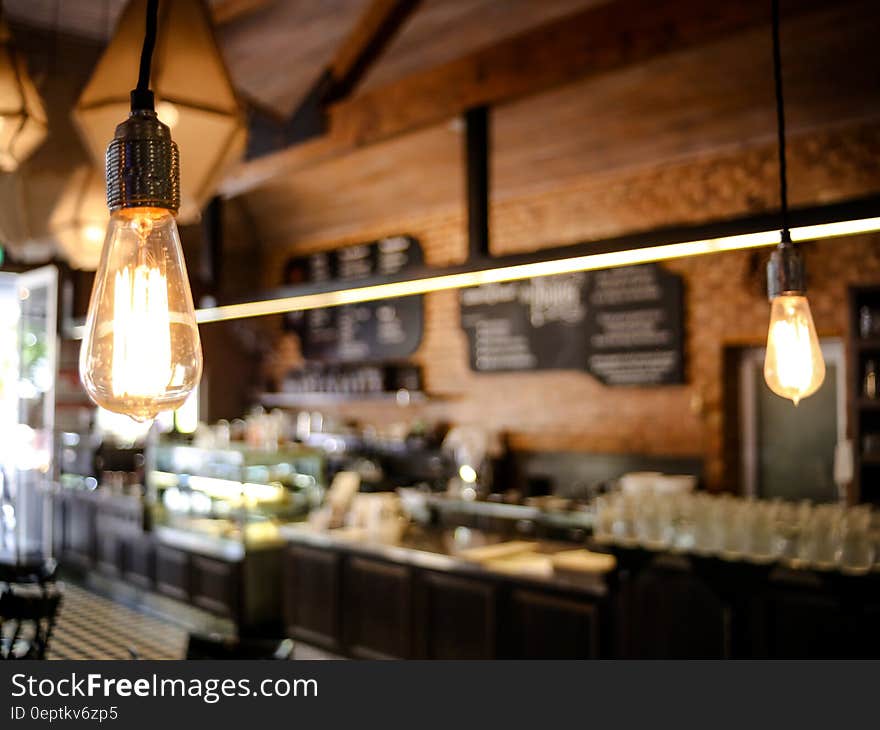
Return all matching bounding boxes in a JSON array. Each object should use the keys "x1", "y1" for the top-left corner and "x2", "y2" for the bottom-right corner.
[
  {"x1": 73, "y1": 0, "x2": 246, "y2": 223},
  {"x1": 49, "y1": 166, "x2": 109, "y2": 271},
  {"x1": 0, "y1": 19, "x2": 48, "y2": 172}
]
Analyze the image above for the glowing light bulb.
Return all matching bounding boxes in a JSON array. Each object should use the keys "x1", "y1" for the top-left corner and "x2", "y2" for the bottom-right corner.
[
  {"x1": 83, "y1": 224, "x2": 104, "y2": 243},
  {"x1": 79, "y1": 207, "x2": 202, "y2": 422},
  {"x1": 763, "y1": 295, "x2": 825, "y2": 406},
  {"x1": 156, "y1": 100, "x2": 179, "y2": 129}
]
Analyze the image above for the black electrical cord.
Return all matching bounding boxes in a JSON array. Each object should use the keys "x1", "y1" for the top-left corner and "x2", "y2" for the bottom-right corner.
[
  {"x1": 771, "y1": 0, "x2": 790, "y2": 243},
  {"x1": 766, "y1": 0, "x2": 807, "y2": 299},
  {"x1": 130, "y1": 0, "x2": 159, "y2": 111}
]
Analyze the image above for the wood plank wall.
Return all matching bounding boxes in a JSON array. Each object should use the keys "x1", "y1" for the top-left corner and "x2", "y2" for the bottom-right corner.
[{"x1": 246, "y1": 6, "x2": 880, "y2": 490}]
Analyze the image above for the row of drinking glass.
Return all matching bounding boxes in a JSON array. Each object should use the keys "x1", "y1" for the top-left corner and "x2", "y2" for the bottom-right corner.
[{"x1": 592, "y1": 492, "x2": 877, "y2": 574}]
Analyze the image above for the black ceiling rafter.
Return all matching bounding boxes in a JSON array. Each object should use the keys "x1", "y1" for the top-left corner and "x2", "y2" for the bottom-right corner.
[{"x1": 245, "y1": 0, "x2": 421, "y2": 159}]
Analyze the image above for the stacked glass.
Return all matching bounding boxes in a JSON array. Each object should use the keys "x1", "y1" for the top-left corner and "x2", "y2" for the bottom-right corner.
[{"x1": 593, "y1": 492, "x2": 877, "y2": 574}]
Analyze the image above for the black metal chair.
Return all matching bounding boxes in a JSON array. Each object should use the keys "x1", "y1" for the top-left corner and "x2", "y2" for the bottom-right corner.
[
  {"x1": 185, "y1": 632, "x2": 294, "y2": 660},
  {"x1": 0, "y1": 555, "x2": 57, "y2": 585},
  {"x1": 0, "y1": 586, "x2": 62, "y2": 659}
]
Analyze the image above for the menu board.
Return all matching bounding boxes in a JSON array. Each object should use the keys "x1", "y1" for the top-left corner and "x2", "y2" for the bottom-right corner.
[
  {"x1": 459, "y1": 263, "x2": 684, "y2": 385},
  {"x1": 585, "y1": 265, "x2": 684, "y2": 385},
  {"x1": 460, "y1": 273, "x2": 589, "y2": 371},
  {"x1": 284, "y1": 236, "x2": 424, "y2": 362}
]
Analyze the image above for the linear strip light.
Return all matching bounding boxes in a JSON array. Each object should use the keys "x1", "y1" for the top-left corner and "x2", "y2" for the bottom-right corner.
[
  {"x1": 63, "y1": 202, "x2": 880, "y2": 340},
  {"x1": 194, "y1": 214, "x2": 880, "y2": 325}
]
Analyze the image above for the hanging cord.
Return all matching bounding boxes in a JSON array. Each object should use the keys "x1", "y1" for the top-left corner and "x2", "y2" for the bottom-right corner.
[
  {"x1": 771, "y1": 0, "x2": 790, "y2": 243},
  {"x1": 51, "y1": 0, "x2": 60, "y2": 76},
  {"x1": 130, "y1": 0, "x2": 159, "y2": 111}
]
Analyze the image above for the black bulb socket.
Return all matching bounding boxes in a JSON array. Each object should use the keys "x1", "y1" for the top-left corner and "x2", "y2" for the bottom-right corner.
[{"x1": 766, "y1": 232, "x2": 806, "y2": 300}]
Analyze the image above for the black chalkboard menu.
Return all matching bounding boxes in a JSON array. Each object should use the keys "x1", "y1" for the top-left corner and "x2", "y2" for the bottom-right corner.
[
  {"x1": 459, "y1": 263, "x2": 684, "y2": 385},
  {"x1": 460, "y1": 273, "x2": 590, "y2": 371},
  {"x1": 284, "y1": 236, "x2": 424, "y2": 362}
]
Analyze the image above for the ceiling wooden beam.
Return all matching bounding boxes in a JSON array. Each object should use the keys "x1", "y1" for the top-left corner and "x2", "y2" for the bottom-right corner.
[
  {"x1": 245, "y1": 0, "x2": 421, "y2": 158},
  {"x1": 221, "y1": 0, "x2": 829, "y2": 197},
  {"x1": 327, "y1": 0, "x2": 422, "y2": 103}
]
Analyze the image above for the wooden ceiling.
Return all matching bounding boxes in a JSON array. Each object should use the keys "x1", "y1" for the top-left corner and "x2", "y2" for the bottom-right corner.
[
  {"x1": 355, "y1": 0, "x2": 603, "y2": 93},
  {"x1": 244, "y1": 0, "x2": 880, "y2": 247},
  {"x1": 491, "y1": 0, "x2": 880, "y2": 202},
  {"x1": 5, "y1": 0, "x2": 602, "y2": 116},
  {"x1": 217, "y1": 0, "x2": 370, "y2": 113},
  {"x1": 4, "y1": 0, "x2": 880, "y2": 262}
]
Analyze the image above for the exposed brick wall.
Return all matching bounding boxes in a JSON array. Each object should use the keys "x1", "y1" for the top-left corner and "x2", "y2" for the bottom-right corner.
[{"x1": 260, "y1": 123, "x2": 880, "y2": 491}]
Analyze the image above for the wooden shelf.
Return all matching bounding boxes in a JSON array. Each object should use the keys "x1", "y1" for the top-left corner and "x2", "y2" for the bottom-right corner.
[
  {"x1": 849, "y1": 286, "x2": 880, "y2": 504},
  {"x1": 259, "y1": 390, "x2": 430, "y2": 408}
]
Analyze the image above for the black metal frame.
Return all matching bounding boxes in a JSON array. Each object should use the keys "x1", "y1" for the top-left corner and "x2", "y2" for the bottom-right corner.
[
  {"x1": 466, "y1": 107, "x2": 490, "y2": 262},
  {"x1": 206, "y1": 194, "x2": 880, "y2": 313}
]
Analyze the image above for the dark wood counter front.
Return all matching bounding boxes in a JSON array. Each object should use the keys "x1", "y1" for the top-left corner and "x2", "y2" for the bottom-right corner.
[
  {"x1": 281, "y1": 526, "x2": 880, "y2": 659},
  {"x1": 51, "y1": 488, "x2": 283, "y2": 633},
  {"x1": 609, "y1": 544, "x2": 880, "y2": 658},
  {"x1": 280, "y1": 525, "x2": 610, "y2": 659}
]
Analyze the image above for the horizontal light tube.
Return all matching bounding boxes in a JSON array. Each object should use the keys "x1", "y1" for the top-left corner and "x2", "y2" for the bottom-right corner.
[
  {"x1": 65, "y1": 213, "x2": 880, "y2": 338},
  {"x1": 194, "y1": 216, "x2": 880, "y2": 325}
]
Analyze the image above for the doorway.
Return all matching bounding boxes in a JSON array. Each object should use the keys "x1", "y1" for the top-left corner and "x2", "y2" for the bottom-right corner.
[
  {"x1": 739, "y1": 340, "x2": 845, "y2": 502},
  {"x1": 0, "y1": 266, "x2": 57, "y2": 557}
]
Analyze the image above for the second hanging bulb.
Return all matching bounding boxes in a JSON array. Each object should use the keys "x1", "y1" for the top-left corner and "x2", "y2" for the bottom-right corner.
[{"x1": 764, "y1": 294, "x2": 825, "y2": 406}]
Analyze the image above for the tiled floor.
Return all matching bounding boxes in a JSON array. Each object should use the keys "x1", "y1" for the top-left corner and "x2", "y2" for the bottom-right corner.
[
  {"x1": 48, "y1": 582, "x2": 187, "y2": 660},
  {"x1": 43, "y1": 581, "x2": 339, "y2": 660}
]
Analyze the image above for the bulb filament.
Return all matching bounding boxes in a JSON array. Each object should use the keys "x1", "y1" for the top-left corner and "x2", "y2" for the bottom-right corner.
[
  {"x1": 768, "y1": 313, "x2": 814, "y2": 406},
  {"x1": 110, "y1": 214, "x2": 173, "y2": 411}
]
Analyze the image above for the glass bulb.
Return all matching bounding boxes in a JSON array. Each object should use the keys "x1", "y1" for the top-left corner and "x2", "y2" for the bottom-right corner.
[
  {"x1": 763, "y1": 294, "x2": 825, "y2": 406},
  {"x1": 79, "y1": 207, "x2": 202, "y2": 422}
]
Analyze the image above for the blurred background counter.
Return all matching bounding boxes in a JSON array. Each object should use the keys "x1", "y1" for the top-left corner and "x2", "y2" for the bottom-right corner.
[{"x1": 46, "y1": 411, "x2": 880, "y2": 657}]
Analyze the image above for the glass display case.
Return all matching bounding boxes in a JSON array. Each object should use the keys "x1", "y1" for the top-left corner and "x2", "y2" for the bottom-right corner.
[{"x1": 147, "y1": 442, "x2": 325, "y2": 549}]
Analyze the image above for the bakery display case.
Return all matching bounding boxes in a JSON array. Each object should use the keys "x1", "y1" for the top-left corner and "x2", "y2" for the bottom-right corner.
[{"x1": 148, "y1": 442, "x2": 325, "y2": 549}]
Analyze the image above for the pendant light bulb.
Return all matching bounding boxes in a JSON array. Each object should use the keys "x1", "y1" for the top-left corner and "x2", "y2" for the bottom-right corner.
[
  {"x1": 764, "y1": 294, "x2": 825, "y2": 406},
  {"x1": 79, "y1": 0, "x2": 202, "y2": 422},
  {"x1": 80, "y1": 206, "x2": 201, "y2": 422},
  {"x1": 762, "y1": 0, "x2": 823, "y2": 407}
]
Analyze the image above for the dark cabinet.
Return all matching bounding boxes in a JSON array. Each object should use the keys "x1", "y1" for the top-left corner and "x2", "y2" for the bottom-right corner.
[
  {"x1": 760, "y1": 589, "x2": 847, "y2": 658},
  {"x1": 64, "y1": 494, "x2": 96, "y2": 567},
  {"x1": 52, "y1": 494, "x2": 66, "y2": 559},
  {"x1": 123, "y1": 534, "x2": 155, "y2": 589},
  {"x1": 343, "y1": 557, "x2": 411, "y2": 659},
  {"x1": 415, "y1": 571, "x2": 497, "y2": 659},
  {"x1": 94, "y1": 526, "x2": 123, "y2": 576},
  {"x1": 240, "y1": 549, "x2": 283, "y2": 630},
  {"x1": 280, "y1": 542, "x2": 609, "y2": 659},
  {"x1": 622, "y1": 563, "x2": 727, "y2": 658},
  {"x1": 509, "y1": 589, "x2": 601, "y2": 659},
  {"x1": 756, "y1": 578, "x2": 880, "y2": 659},
  {"x1": 155, "y1": 545, "x2": 190, "y2": 602},
  {"x1": 49, "y1": 493, "x2": 278, "y2": 629},
  {"x1": 191, "y1": 555, "x2": 241, "y2": 619},
  {"x1": 283, "y1": 544, "x2": 341, "y2": 652}
]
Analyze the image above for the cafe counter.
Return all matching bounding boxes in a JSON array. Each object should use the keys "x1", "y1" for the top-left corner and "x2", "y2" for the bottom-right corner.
[
  {"x1": 49, "y1": 481, "x2": 880, "y2": 658},
  {"x1": 278, "y1": 522, "x2": 613, "y2": 659},
  {"x1": 279, "y1": 518, "x2": 880, "y2": 659},
  {"x1": 50, "y1": 485, "x2": 285, "y2": 632}
]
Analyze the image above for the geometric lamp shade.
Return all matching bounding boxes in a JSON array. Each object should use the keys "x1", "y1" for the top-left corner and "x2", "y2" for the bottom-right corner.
[
  {"x1": 73, "y1": 0, "x2": 246, "y2": 223},
  {"x1": 49, "y1": 166, "x2": 109, "y2": 271},
  {"x1": 0, "y1": 18, "x2": 48, "y2": 172}
]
